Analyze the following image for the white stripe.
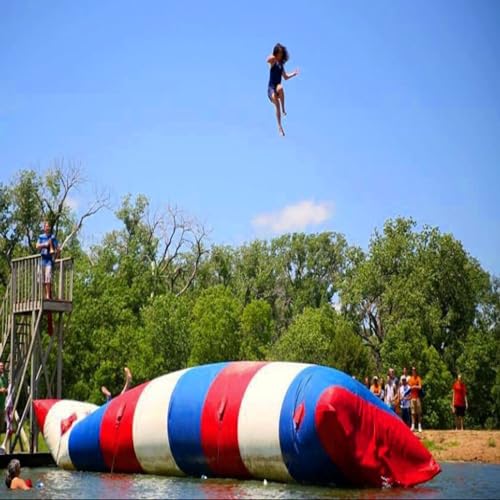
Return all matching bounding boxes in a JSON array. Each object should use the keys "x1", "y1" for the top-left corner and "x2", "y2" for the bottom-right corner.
[
  {"x1": 43, "y1": 400, "x2": 98, "y2": 470},
  {"x1": 132, "y1": 369, "x2": 188, "y2": 475},
  {"x1": 237, "y1": 362, "x2": 310, "y2": 481}
]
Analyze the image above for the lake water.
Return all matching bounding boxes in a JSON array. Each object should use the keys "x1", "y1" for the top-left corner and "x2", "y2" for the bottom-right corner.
[{"x1": 0, "y1": 463, "x2": 498, "y2": 499}]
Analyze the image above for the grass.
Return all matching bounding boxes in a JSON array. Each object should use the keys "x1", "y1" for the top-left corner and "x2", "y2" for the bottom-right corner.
[
  {"x1": 422, "y1": 438, "x2": 445, "y2": 452},
  {"x1": 487, "y1": 438, "x2": 496, "y2": 448},
  {"x1": 447, "y1": 440, "x2": 459, "y2": 448},
  {"x1": 0, "y1": 427, "x2": 49, "y2": 453}
]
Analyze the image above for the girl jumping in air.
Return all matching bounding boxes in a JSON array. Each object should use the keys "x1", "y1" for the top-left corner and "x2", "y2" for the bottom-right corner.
[{"x1": 267, "y1": 43, "x2": 299, "y2": 136}]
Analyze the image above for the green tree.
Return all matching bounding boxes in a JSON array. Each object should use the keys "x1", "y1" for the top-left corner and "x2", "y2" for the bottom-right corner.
[
  {"x1": 342, "y1": 218, "x2": 490, "y2": 369},
  {"x1": 133, "y1": 293, "x2": 193, "y2": 381},
  {"x1": 189, "y1": 286, "x2": 242, "y2": 365},
  {"x1": 272, "y1": 306, "x2": 372, "y2": 378},
  {"x1": 239, "y1": 300, "x2": 274, "y2": 360},
  {"x1": 457, "y1": 327, "x2": 498, "y2": 428}
]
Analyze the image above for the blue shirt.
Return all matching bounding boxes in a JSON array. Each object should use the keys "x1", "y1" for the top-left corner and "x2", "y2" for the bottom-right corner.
[{"x1": 38, "y1": 233, "x2": 58, "y2": 265}]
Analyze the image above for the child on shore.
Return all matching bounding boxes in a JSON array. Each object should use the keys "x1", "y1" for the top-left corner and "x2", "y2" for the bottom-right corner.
[{"x1": 267, "y1": 43, "x2": 299, "y2": 136}]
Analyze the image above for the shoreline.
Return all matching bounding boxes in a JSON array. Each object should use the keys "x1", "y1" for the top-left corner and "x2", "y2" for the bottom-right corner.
[{"x1": 418, "y1": 430, "x2": 500, "y2": 464}]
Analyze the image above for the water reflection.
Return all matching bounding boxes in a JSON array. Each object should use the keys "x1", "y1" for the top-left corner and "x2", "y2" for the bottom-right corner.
[
  {"x1": 11, "y1": 463, "x2": 500, "y2": 500},
  {"x1": 100, "y1": 473, "x2": 136, "y2": 498}
]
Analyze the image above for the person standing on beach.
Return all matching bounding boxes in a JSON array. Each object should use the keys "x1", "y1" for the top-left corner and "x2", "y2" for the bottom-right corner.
[
  {"x1": 370, "y1": 376, "x2": 384, "y2": 400},
  {"x1": 364, "y1": 376, "x2": 371, "y2": 390},
  {"x1": 451, "y1": 374, "x2": 468, "y2": 430},
  {"x1": 408, "y1": 366, "x2": 423, "y2": 432},
  {"x1": 384, "y1": 374, "x2": 397, "y2": 412},
  {"x1": 400, "y1": 367, "x2": 409, "y2": 384},
  {"x1": 399, "y1": 376, "x2": 411, "y2": 427}
]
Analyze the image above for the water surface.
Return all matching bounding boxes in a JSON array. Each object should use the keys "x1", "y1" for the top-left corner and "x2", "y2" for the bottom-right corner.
[{"x1": 1, "y1": 463, "x2": 498, "y2": 499}]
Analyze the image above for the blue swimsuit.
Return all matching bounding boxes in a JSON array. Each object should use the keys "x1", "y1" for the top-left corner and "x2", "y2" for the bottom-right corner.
[{"x1": 268, "y1": 62, "x2": 284, "y2": 100}]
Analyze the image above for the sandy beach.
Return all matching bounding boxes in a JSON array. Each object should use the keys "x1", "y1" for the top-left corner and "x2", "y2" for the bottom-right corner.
[{"x1": 419, "y1": 430, "x2": 500, "y2": 464}]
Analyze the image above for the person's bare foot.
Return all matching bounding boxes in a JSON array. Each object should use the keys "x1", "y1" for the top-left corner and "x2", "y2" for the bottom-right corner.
[
  {"x1": 124, "y1": 367, "x2": 132, "y2": 382},
  {"x1": 282, "y1": 109, "x2": 287, "y2": 116},
  {"x1": 101, "y1": 386, "x2": 111, "y2": 399},
  {"x1": 278, "y1": 126, "x2": 285, "y2": 137}
]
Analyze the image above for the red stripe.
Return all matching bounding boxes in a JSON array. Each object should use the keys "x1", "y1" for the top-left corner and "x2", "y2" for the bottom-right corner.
[
  {"x1": 99, "y1": 383, "x2": 148, "y2": 473},
  {"x1": 315, "y1": 386, "x2": 441, "y2": 487},
  {"x1": 200, "y1": 361, "x2": 267, "y2": 478},
  {"x1": 33, "y1": 399, "x2": 59, "y2": 433}
]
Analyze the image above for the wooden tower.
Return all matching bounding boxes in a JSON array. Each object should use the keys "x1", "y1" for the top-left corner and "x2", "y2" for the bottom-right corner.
[{"x1": 0, "y1": 255, "x2": 73, "y2": 453}]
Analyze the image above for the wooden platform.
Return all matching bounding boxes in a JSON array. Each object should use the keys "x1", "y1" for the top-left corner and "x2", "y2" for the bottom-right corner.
[
  {"x1": 0, "y1": 452, "x2": 55, "y2": 468},
  {"x1": 13, "y1": 299, "x2": 73, "y2": 314}
]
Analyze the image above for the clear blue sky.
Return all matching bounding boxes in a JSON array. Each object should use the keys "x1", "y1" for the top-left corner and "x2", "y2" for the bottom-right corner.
[{"x1": 1, "y1": 0, "x2": 499, "y2": 274}]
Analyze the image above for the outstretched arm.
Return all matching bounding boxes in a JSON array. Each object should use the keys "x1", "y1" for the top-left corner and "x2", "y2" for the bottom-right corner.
[{"x1": 283, "y1": 68, "x2": 300, "y2": 80}]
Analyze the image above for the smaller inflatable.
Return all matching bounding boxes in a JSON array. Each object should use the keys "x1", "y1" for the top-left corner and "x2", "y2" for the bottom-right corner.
[{"x1": 34, "y1": 361, "x2": 440, "y2": 487}]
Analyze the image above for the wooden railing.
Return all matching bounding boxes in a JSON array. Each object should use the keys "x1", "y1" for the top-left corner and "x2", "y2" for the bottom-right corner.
[
  {"x1": 0, "y1": 280, "x2": 13, "y2": 353},
  {"x1": 0, "y1": 254, "x2": 73, "y2": 454},
  {"x1": 10, "y1": 255, "x2": 73, "y2": 312}
]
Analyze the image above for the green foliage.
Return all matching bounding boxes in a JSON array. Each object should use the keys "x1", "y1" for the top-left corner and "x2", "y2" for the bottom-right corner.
[
  {"x1": 1, "y1": 169, "x2": 498, "y2": 428},
  {"x1": 420, "y1": 346, "x2": 454, "y2": 429},
  {"x1": 189, "y1": 286, "x2": 242, "y2": 365},
  {"x1": 239, "y1": 300, "x2": 274, "y2": 360},
  {"x1": 272, "y1": 306, "x2": 372, "y2": 378},
  {"x1": 457, "y1": 327, "x2": 498, "y2": 428},
  {"x1": 134, "y1": 293, "x2": 193, "y2": 381},
  {"x1": 272, "y1": 307, "x2": 334, "y2": 365}
]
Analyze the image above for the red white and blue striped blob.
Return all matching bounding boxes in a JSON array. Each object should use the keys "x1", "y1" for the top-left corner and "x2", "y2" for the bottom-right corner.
[{"x1": 34, "y1": 361, "x2": 441, "y2": 488}]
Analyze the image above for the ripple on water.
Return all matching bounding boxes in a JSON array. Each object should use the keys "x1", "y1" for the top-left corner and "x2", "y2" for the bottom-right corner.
[{"x1": 11, "y1": 463, "x2": 500, "y2": 499}]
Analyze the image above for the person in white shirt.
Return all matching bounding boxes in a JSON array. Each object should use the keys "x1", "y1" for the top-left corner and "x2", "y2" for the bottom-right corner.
[
  {"x1": 384, "y1": 375, "x2": 397, "y2": 411},
  {"x1": 399, "y1": 377, "x2": 411, "y2": 427}
]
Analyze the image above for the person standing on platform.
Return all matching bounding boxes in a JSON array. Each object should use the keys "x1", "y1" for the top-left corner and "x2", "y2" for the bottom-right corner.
[{"x1": 36, "y1": 221, "x2": 59, "y2": 299}]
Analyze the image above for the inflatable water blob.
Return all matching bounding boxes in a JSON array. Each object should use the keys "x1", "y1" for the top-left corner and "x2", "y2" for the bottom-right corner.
[{"x1": 34, "y1": 361, "x2": 441, "y2": 487}]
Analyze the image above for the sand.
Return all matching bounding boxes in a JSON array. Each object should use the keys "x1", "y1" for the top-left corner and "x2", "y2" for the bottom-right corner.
[{"x1": 418, "y1": 430, "x2": 500, "y2": 464}]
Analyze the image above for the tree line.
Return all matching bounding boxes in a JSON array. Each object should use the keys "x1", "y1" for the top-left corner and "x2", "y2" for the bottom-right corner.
[{"x1": 1, "y1": 166, "x2": 498, "y2": 429}]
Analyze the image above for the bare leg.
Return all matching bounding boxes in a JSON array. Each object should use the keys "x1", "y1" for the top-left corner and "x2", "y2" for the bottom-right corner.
[
  {"x1": 271, "y1": 94, "x2": 285, "y2": 136},
  {"x1": 120, "y1": 367, "x2": 132, "y2": 395},
  {"x1": 101, "y1": 386, "x2": 112, "y2": 400},
  {"x1": 276, "y1": 84, "x2": 286, "y2": 115}
]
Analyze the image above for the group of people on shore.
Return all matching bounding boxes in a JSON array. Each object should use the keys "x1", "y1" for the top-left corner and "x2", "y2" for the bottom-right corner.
[
  {"x1": 364, "y1": 366, "x2": 424, "y2": 432},
  {"x1": 363, "y1": 367, "x2": 468, "y2": 432}
]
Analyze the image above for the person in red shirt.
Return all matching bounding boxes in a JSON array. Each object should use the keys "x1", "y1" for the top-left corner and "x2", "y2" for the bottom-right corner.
[
  {"x1": 408, "y1": 366, "x2": 423, "y2": 432},
  {"x1": 451, "y1": 374, "x2": 468, "y2": 430}
]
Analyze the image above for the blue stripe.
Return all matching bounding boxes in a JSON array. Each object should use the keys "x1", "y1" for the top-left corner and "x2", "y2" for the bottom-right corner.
[
  {"x1": 68, "y1": 404, "x2": 108, "y2": 472},
  {"x1": 168, "y1": 362, "x2": 228, "y2": 476},
  {"x1": 279, "y1": 365, "x2": 395, "y2": 485}
]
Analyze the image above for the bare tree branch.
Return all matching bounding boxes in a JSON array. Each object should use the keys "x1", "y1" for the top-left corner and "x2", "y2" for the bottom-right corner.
[
  {"x1": 60, "y1": 189, "x2": 110, "y2": 251},
  {"x1": 176, "y1": 224, "x2": 208, "y2": 297}
]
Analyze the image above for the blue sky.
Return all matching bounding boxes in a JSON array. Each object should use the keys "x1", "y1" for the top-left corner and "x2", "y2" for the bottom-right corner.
[{"x1": 1, "y1": 0, "x2": 499, "y2": 273}]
